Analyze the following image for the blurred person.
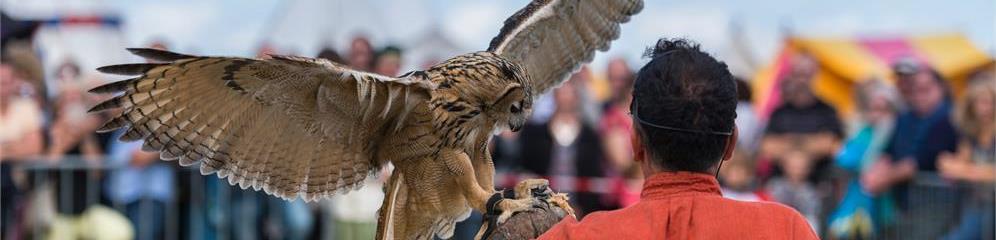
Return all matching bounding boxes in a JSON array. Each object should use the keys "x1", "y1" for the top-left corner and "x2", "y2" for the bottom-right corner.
[
  {"x1": 891, "y1": 57, "x2": 921, "y2": 106},
  {"x1": 373, "y1": 45, "x2": 403, "y2": 76},
  {"x1": 532, "y1": 66, "x2": 599, "y2": 125},
  {"x1": 35, "y1": 54, "x2": 116, "y2": 237},
  {"x1": 862, "y1": 66, "x2": 957, "y2": 196},
  {"x1": 0, "y1": 63, "x2": 45, "y2": 160},
  {"x1": 719, "y1": 148, "x2": 770, "y2": 202},
  {"x1": 0, "y1": 60, "x2": 45, "y2": 238},
  {"x1": 255, "y1": 42, "x2": 277, "y2": 59},
  {"x1": 104, "y1": 140, "x2": 174, "y2": 240},
  {"x1": 348, "y1": 36, "x2": 375, "y2": 71},
  {"x1": 0, "y1": 45, "x2": 47, "y2": 160},
  {"x1": 597, "y1": 60, "x2": 640, "y2": 208},
  {"x1": 937, "y1": 78, "x2": 995, "y2": 240},
  {"x1": 264, "y1": 198, "x2": 314, "y2": 240},
  {"x1": 599, "y1": 59, "x2": 636, "y2": 175},
  {"x1": 520, "y1": 79, "x2": 610, "y2": 216},
  {"x1": 317, "y1": 47, "x2": 345, "y2": 64},
  {"x1": 539, "y1": 39, "x2": 816, "y2": 240},
  {"x1": 734, "y1": 78, "x2": 762, "y2": 152},
  {"x1": 1, "y1": 43, "x2": 48, "y2": 239},
  {"x1": 760, "y1": 53, "x2": 842, "y2": 184},
  {"x1": 767, "y1": 149, "x2": 821, "y2": 231},
  {"x1": 45, "y1": 60, "x2": 110, "y2": 160},
  {"x1": 3, "y1": 41, "x2": 46, "y2": 99},
  {"x1": 828, "y1": 79, "x2": 901, "y2": 239},
  {"x1": 100, "y1": 40, "x2": 173, "y2": 240}
]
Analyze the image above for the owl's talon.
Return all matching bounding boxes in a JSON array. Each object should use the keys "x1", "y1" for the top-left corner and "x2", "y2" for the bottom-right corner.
[
  {"x1": 514, "y1": 178, "x2": 550, "y2": 199},
  {"x1": 495, "y1": 197, "x2": 543, "y2": 224}
]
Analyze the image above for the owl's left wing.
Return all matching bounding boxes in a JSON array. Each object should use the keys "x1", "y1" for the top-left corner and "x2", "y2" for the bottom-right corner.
[{"x1": 488, "y1": 0, "x2": 643, "y2": 95}]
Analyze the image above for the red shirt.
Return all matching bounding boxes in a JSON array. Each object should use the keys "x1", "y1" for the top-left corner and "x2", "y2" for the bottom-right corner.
[{"x1": 539, "y1": 172, "x2": 818, "y2": 240}]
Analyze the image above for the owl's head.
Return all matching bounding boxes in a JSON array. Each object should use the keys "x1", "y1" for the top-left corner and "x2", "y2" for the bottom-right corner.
[
  {"x1": 492, "y1": 82, "x2": 533, "y2": 132},
  {"x1": 428, "y1": 52, "x2": 534, "y2": 132},
  {"x1": 482, "y1": 53, "x2": 533, "y2": 132}
]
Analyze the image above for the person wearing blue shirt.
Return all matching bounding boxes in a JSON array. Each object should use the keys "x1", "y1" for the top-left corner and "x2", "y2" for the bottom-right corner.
[{"x1": 105, "y1": 136, "x2": 175, "y2": 240}]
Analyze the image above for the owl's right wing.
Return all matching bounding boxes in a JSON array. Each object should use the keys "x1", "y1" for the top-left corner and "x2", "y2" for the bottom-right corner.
[{"x1": 90, "y1": 48, "x2": 435, "y2": 201}]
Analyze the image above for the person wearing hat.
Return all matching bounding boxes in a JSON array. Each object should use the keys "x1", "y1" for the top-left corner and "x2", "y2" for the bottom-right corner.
[{"x1": 861, "y1": 59, "x2": 960, "y2": 237}]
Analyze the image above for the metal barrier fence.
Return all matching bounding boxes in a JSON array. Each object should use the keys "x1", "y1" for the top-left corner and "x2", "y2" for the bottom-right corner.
[
  {"x1": 881, "y1": 172, "x2": 991, "y2": 240},
  {"x1": 2, "y1": 158, "x2": 992, "y2": 240},
  {"x1": 2, "y1": 157, "x2": 339, "y2": 240}
]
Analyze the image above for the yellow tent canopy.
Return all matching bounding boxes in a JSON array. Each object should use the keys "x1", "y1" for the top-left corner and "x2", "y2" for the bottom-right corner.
[{"x1": 752, "y1": 33, "x2": 993, "y2": 118}]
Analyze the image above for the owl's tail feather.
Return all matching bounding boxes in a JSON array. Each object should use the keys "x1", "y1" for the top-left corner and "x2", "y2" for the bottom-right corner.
[{"x1": 377, "y1": 170, "x2": 406, "y2": 240}]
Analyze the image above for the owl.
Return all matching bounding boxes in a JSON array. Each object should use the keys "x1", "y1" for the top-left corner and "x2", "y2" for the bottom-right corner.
[{"x1": 89, "y1": 0, "x2": 643, "y2": 239}]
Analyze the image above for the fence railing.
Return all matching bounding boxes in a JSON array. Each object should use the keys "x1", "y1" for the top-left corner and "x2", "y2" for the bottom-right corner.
[{"x1": 2, "y1": 157, "x2": 992, "y2": 240}]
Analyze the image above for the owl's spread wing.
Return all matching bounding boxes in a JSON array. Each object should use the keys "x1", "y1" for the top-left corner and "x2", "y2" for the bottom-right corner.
[
  {"x1": 488, "y1": 0, "x2": 643, "y2": 95},
  {"x1": 91, "y1": 48, "x2": 434, "y2": 201}
]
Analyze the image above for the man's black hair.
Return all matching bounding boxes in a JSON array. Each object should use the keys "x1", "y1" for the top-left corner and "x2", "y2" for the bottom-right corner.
[{"x1": 631, "y1": 38, "x2": 737, "y2": 172}]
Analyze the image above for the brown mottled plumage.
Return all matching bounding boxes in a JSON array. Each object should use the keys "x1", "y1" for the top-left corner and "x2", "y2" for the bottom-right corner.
[{"x1": 90, "y1": 0, "x2": 642, "y2": 239}]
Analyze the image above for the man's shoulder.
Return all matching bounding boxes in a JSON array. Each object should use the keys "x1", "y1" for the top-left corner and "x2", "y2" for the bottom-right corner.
[
  {"x1": 538, "y1": 203, "x2": 653, "y2": 239},
  {"x1": 719, "y1": 197, "x2": 803, "y2": 216}
]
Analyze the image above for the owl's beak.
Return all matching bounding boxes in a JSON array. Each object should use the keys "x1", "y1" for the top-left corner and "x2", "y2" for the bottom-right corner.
[{"x1": 509, "y1": 122, "x2": 523, "y2": 132}]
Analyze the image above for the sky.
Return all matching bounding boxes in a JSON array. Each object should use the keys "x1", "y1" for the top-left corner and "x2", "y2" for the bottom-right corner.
[{"x1": 5, "y1": 0, "x2": 995, "y2": 77}]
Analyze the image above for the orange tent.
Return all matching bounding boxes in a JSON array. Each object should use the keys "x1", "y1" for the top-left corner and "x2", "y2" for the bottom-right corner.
[{"x1": 752, "y1": 33, "x2": 993, "y2": 119}]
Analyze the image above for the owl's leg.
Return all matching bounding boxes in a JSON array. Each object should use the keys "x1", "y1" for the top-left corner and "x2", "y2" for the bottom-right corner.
[
  {"x1": 473, "y1": 144, "x2": 496, "y2": 191},
  {"x1": 444, "y1": 150, "x2": 542, "y2": 224}
]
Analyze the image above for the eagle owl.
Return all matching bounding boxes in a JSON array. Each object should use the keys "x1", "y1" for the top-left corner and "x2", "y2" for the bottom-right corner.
[{"x1": 89, "y1": 0, "x2": 643, "y2": 239}]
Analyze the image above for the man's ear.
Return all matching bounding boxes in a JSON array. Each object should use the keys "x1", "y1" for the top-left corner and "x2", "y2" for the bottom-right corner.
[
  {"x1": 631, "y1": 129, "x2": 645, "y2": 163},
  {"x1": 721, "y1": 125, "x2": 739, "y2": 162}
]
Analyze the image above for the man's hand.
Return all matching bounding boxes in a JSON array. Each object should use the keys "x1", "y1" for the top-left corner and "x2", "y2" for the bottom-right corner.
[
  {"x1": 130, "y1": 150, "x2": 159, "y2": 168},
  {"x1": 861, "y1": 158, "x2": 916, "y2": 194},
  {"x1": 939, "y1": 151, "x2": 978, "y2": 181}
]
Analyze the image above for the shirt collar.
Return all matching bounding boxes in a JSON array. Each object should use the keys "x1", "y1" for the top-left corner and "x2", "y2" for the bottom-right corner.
[{"x1": 640, "y1": 171, "x2": 722, "y2": 200}]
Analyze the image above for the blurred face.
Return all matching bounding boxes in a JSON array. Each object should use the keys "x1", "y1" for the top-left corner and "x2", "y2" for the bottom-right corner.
[
  {"x1": 782, "y1": 151, "x2": 811, "y2": 182},
  {"x1": 781, "y1": 75, "x2": 815, "y2": 107},
  {"x1": 866, "y1": 93, "x2": 893, "y2": 124},
  {"x1": 789, "y1": 54, "x2": 818, "y2": 81},
  {"x1": 374, "y1": 54, "x2": 401, "y2": 77},
  {"x1": 973, "y1": 89, "x2": 994, "y2": 122},
  {"x1": 910, "y1": 72, "x2": 943, "y2": 116},
  {"x1": 554, "y1": 81, "x2": 579, "y2": 113},
  {"x1": 896, "y1": 74, "x2": 916, "y2": 104},
  {"x1": 349, "y1": 38, "x2": 374, "y2": 70},
  {"x1": 607, "y1": 59, "x2": 632, "y2": 99},
  {"x1": 721, "y1": 164, "x2": 752, "y2": 190},
  {"x1": 57, "y1": 64, "x2": 80, "y2": 83}
]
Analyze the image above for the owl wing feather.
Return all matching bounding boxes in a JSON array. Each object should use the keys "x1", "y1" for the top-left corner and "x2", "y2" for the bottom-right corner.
[
  {"x1": 91, "y1": 48, "x2": 434, "y2": 201},
  {"x1": 488, "y1": 0, "x2": 643, "y2": 95}
]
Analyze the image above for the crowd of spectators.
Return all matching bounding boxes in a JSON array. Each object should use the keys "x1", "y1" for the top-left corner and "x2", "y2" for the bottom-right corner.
[{"x1": 1, "y1": 29, "x2": 993, "y2": 240}]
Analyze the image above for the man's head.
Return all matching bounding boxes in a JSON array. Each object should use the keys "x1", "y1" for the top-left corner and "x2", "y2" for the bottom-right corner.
[
  {"x1": 607, "y1": 58, "x2": 634, "y2": 103},
  {"x1": 374, "y1": 46, "x2": 403, "y2": 76},
  {"x1": 630, "y1": 38, "x2": 738, "y2": 174},
  {"x1": 349, "y1": 36, "x2": 374, "y2": 70},
  {"x1": 780, "y1": 53, "x2": 819, "y2": 108},
  {"x1": 909, "y1": 69, "x2": 948, "y2": 116},
  {"x1": 892, "y1": 57, "x2": 921, "y2": 103}
]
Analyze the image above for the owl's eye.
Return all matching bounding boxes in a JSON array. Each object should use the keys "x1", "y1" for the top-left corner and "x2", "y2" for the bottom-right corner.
[{"x1": 510, "y1": 102, "x2": 522, "y2": 113}]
